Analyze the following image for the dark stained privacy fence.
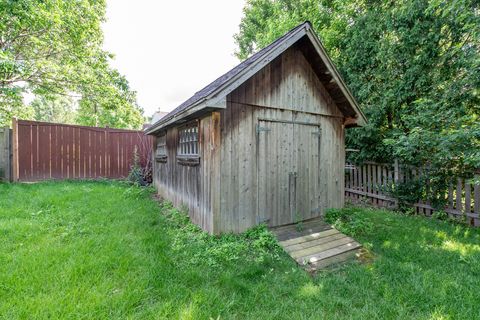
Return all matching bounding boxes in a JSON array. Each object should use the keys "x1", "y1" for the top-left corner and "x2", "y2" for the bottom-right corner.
[
  {"x1": 12, "y1": 119, "x2": 153, "y2": 182},
  {"x1": 345, "y1": 161, "x2": 480, "y2": 226}
]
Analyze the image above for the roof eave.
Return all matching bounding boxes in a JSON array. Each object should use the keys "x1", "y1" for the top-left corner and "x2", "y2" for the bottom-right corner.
[
  {"x1": 145, "y1": 98, "x2": 207, "y2": 134},
  {"x1": 305, "y1": 31, "x2": 367, "y2": 126}
]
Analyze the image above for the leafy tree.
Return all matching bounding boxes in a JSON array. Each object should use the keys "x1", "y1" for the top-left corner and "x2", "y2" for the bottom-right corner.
[
  {"x1": 0, "y1": 0, "x2": 144, "y2": 128},
  {"x1": 236, "y1": 0, "x2": 480, "y2": 204},
  {"x1": 235, "y1": 0, "x2": 365, "y2": 61},
  {"x1": 0, "y1": 88, "x2": 33, "y2": 125},
  {"x1": 76, "y1": 85, "x2": 144, "y2": 129},
  {"x1": 30, "y1": 95, "x2": 77, "y2": 124}
]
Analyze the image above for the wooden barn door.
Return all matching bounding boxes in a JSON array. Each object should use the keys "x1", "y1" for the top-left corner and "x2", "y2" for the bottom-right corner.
[
  {"x1": 295, "y1": 123, "x2": 322, "y2": 221},
  {"x1": 256, "y1": 120, "x2": 321, "y2": 227}
]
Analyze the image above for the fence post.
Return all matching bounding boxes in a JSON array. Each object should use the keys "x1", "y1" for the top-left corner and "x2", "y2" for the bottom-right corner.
[
  {"x1": 11, "y1": 118, "x2": 19, "y2": 182},
  {"x1": 7, "y1": 128, "x2": 11, "y2": 182},
  {"x1": 0, "y1": 127, "x2": 11, "y2": 181}
]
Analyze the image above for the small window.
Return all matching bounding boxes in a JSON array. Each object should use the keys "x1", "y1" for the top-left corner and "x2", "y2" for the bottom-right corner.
[
  {"x1": 155, "y1": 134, "x2": 167, "y2": 162},
  {"x1": 178, "y1": 122, "x2": 199, "y2": 156}
]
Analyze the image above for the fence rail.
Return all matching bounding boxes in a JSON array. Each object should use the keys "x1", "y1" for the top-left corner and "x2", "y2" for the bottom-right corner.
[
  {"x1": 12, "y1": 119, "x2": 153, "y2": 182},
  {"x1": 345, "y1": 161, "x2": 480, "y2": 227}
]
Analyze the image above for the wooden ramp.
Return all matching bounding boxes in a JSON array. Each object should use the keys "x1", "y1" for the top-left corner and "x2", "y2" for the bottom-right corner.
[{"x1": 270, "y1": 218, "x2": 361, "y2": 272}]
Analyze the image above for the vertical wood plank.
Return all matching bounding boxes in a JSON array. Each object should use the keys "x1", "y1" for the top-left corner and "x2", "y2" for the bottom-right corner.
[
  {"x1": 465, "y1": 181, "x2": 471, "y2": 215},
  {"x1": 11, "y1": 118, "x2": 19, "y2": 181},
  {"x1": 474, "y1": 175, "x2": 480, "y2": 215},
  {"x1": 456, "y1": 178, "x2": 463, "y2": 214}
]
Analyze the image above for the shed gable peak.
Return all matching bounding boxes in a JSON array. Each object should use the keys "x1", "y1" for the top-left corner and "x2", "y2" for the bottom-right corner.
[{"x1": 146, "y1": 22, "x2": 366, "y2": 134}]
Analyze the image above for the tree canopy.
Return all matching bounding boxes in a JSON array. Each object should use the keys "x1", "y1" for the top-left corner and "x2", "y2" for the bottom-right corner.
[
  {"x1": 235, "y1": 0, "x2": 480, "y2": 180},
  {"x1": 30, "y1": 95, "x2": 76, "y2": 124},
  {"x1": 0, "y1": 0, "x2": 144, "y2": 128}
]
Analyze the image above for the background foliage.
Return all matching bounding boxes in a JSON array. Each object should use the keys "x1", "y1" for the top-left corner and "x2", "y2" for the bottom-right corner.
[
  {"x1": 235, "y1": 0, "x2": 480, "y2": 194},
  {"x1": 0, "y1": 0, "x2": 144, "y2": 128}
]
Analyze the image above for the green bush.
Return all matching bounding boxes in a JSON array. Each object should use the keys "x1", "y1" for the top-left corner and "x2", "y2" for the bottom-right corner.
[
  {"x1": 387, "y1": 178, "x2": 425, "y2": 212},
  {"x1": 127, "y1": 147, "x2": 148, "y2": 186}
]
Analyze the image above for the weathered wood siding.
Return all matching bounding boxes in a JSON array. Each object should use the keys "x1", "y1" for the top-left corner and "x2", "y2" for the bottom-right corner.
[
  {"x1": 153, "y1": 45, "x2": 346, "y2": 234},
  {"x1": 153, "y1": 113, "x2": 220, "y2": 233},
  {"x1": 218, "y1": 46, "x2": 345, "y2": 233}
]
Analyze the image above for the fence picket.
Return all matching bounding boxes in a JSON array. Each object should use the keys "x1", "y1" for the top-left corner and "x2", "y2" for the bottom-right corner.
[
  {"x1": 465, "y1": 182, "x2": 471, "y2": 214},
  {"x1": 448, "y1": 183, "x2": 454, "y2": 216},
  {"x1": 474, "y1": 175, "x2": 480, "y2": 226},
  {"x1": 456, "y1": 178, "x2": 463, "y2": 214},
  {"x1": 375, "y1": 165, "x2": 381, "y2": 205},
  {"x1": 371, "y1": 164, "x2": 377, "y2": 205}
]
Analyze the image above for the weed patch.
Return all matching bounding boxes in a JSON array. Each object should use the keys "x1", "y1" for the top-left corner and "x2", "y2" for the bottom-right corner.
[{"x1": 325, "y1": 207, "x2": 374, "y2": 237}]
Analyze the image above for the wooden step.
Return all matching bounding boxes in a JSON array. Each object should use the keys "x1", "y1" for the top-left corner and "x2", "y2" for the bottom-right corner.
[
  {"x1": 282, "y1": 232, "x2": 346, "y2": 251},
  {"x1": 274, "y1": 223, "x2": 332, "y2": 242},
  {"x1": 289, "y1": 236, "x2": 354, "y2": 259},
  {"x1": 270, "y1": 217, "x2": 362, "y2": 271},
  {"x1": 297, "y1": 242, "x2": 362, "y2": 265},
  {"x1": 279, "y1": 228, "x2": 340, "y2": 247},
  {"x1": 305, "y1": 249, "x2": 360, "y2": 272},
  {"x1": 272, "y1": 221, "x2": 332, "y2": 238}
]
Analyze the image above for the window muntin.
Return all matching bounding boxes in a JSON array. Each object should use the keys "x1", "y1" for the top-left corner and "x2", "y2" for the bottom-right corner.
[
  {"x1": 178, "y1": 123, "x2": 198, "y2": 156},
  {"x1": 155, "y1": 134, "x2": 167, "y2": 159}
]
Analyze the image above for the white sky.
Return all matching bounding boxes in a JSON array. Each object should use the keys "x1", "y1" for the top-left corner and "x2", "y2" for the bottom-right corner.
[{"x1": 103, "y1": 0, "x2": 246, "y2": 117}]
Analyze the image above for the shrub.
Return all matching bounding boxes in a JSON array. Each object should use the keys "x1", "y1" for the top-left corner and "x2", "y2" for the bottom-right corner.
[
  {"x1": 127, "y1": 147, "x2": 149, "y2": 186},
  {"x1": 385, "y1": 177, "x2": 425, "y2": 213}
]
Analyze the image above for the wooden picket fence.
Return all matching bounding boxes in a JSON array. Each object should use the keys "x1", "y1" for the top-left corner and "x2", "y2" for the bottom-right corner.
[{"x1": 345, "y1": 161, "x2": 480, "y2": 227}]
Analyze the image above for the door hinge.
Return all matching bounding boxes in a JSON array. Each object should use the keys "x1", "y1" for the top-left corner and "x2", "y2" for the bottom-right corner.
[{"x1": 256, "y1": 124, "x2": 271, "y2": 134}]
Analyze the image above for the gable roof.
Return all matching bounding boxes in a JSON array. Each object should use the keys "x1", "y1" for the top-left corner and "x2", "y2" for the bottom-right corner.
[{"x1": 146, "y1": 22, "x2": 366, "y2": 134}]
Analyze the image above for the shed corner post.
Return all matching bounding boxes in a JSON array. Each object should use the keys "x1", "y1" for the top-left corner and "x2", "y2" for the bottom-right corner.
[
  {"x1": 150, "y1": 133, "x2": 156, "y2": 188},
  {"x1": 211, "y1": 111, "x2": 222, "y2": 234},
  {"x1": 11, "y1": 117, "x2": 19, "y2": 182}
]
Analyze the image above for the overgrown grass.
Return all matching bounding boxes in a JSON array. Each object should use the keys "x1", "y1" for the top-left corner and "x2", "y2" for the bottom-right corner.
[{"x1": 1, "y1": 181, "x2": 480, "y2": 319}]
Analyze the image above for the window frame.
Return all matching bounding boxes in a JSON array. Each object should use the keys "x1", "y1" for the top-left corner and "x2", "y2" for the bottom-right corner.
[
  {"x1": 155, "y1": 132, "x2": 167, "y2": 162},
  {"x1": 176, "y1": 121, "x2": 200, "y2": 166}
]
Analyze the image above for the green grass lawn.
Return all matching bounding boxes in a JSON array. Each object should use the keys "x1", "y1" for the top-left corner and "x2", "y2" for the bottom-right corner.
[{"x1": 1, "y1": 181, "x2": 480, "y2": 319}]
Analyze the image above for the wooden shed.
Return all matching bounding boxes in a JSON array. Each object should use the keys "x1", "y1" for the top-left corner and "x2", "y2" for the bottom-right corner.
[{"x1": 146, "y1": 22, "x2": 366, "y2": 234}]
